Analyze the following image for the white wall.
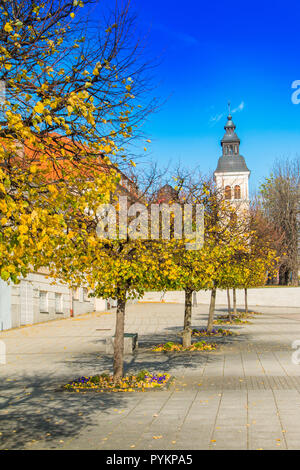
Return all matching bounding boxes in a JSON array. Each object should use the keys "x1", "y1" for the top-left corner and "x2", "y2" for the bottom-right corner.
[
  {"x1": 0, "y1": 274, "x2": 108, "y2": 331},
  {"x1": 0, "y1": 280, "x2": 12, "y2": 331},
  {"x1": 11, "y1": 274, "x2": 97, "y2": 326},
  {"x1": 214, "y1": 171, "x2": 250, "y2": 202},
  {"x1": 11, "y1": 273, "x2": 71, "y2": 327},
  {"x1": 140, "y1": 288, "x2": 300, "y2": 308},
  {"x1": 94, "y1": 297, "x2": 107, "y2": 311}
]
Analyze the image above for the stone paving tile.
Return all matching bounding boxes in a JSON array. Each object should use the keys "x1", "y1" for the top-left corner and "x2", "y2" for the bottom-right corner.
[{"x1": 1, "y1": 302, "x2": 300, "y2": 450}]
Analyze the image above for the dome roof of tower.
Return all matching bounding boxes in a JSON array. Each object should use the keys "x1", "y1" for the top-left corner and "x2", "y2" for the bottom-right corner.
[
  {"x1": 224, "y1": 115, "x2": 236, "y2": 129},
  {"x1": 221, "y1": 132, "x2": 240, "y2": 144},
  {"x1": 215, "y1": 154, "x2": 250, "y2": 173}
]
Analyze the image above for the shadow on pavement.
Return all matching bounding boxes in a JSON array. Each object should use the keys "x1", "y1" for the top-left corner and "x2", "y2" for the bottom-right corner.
[{"x1": 0, "y1": 373, "x2": 128, "y2": 450}]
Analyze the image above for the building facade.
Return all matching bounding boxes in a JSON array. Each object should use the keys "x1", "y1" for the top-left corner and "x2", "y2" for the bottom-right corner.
[{"x1": 0, "y1": 270, "x2": 107, "y2": 331}]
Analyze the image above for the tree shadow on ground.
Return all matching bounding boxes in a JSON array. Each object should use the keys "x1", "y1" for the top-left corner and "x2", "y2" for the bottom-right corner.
[
  {"x1": 59, "y1": 347, "x2": 217, "y2": 374},
  {"x1": 83, "y1": 324, "x2": 249, "y2": 375},
  {"x1": 0, "y1": 373, "x2": 129, "y2": 450},
  {"x1": 214, "y1": 307, "x2": 262, "y2": 315},
  {"x1": 151, "y1": 325, "x2": 247, "y2": 347},
  {"x1": 123, "y1": 350, "x2": 217, "y2": 376},
  {"x1": 0, "y1": 334, "x2": 225, "y2": 450}
]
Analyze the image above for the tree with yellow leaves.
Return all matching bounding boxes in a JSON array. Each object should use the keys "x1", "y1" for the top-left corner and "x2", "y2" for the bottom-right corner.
[
  {"x1": 0, "y1": 0, "x2": 156, "y2": 282},
  {"x1": 47, "y1": 223, "x2": 179, "y2": 380},
  {"x1": 213, "y1": 208, "x2": 278, "y2": 321},
  {"x1": 159, "y1": 172, "x2": 253, "y2": 338}
]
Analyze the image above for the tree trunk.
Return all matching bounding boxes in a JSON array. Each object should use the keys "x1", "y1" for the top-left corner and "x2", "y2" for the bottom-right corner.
[
  {"x1": 182, "y1": 289, "x2": 193, "y2": 347},
  {"x1": 227, "y1": 288, "x2": 232, "y2": 322},
  {"x1": 279, "y1": 265, "x2": 289, "y2": 285},
  {"x1": 233, "y1": 288, "x2": 237, "y2": 317},
  {"x1": 244, "y1": 288, "x2": 248, "y2": 315},
  {"x1": 291, "y1": 266, "x2": 299, "y2": 287},
  {"x1": 192, "y1": 291, "x2": 197, "y2": 307},
  {"x1": 207, "y1": 287, "x2": 217, "y2": 333},
  {"x1": 113, "y1": 297, "x2": 126, "y2": 381}
]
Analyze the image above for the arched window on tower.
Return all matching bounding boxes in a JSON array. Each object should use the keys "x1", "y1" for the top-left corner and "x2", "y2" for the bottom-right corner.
[
  {"x1": 225, "y1": 185, "x2": 232, "y2": 200},
  {"x1": 234, "y1": 185, "x2": 241, "y2": 199}
]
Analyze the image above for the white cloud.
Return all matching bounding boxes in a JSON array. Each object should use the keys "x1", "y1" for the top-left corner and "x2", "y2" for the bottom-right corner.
[
  {"x1": 153, "y1": 23, "x2": 199, "y2": 46},
  {"x1": 209, "y1": 101, "x2": 245, "y2": 126},
  {"x1": 209, "y1": 112, "x2": 225, "y2": 123},
  {"x1": 231, "y1": 101, "x2": 245, "y2": 114}
]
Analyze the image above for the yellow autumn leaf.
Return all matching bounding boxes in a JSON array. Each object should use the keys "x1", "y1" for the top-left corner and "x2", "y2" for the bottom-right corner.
[
  {"x1": 30, "y1": 165, "x2": 38, "y2": 174},
  {"x1": 45, "y1": 115, "x2": 53, "y2": 125},
  {"x1": 34, "y1": 102, "x2": 44, "y2": 114},
  {"x1": 103, "y1": 145, "x2": 111, "y2": 153},
  {"x1": 19, "y1": 225, "x2": 29, "y2": 235},
  {"x1": 4, "y1": 23, "x2": 13, "y2": 33}
]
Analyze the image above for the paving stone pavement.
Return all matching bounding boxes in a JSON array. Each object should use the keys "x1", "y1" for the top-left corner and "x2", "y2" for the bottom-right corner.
[{"x1": 1, "y1": 301, "x2": 300, "y2": 450}]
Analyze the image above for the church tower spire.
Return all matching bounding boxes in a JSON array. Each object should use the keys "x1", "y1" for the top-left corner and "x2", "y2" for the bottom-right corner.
[
  {"x1": 221, "y1": 110, "x2": 240, "y2": 159},
  {"x1": 214, "y1": 106, "x2": 250, "y2": 206}
]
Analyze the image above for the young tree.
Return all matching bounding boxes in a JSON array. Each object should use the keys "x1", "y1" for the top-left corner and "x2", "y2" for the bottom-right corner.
[
  {"x1": 259, "y1": 158, "x2": 300, "y2": 285},
  {"x1": 48, "y1": 227, "x2": 179, "y2": 380},
  {"x1": 237, "y1": 237, "x2": 278, "y2": 307},
  {"x1": 211, "y1": 206, "x2": 278, "y2": 322},
  {"x1": 217, "y1": 226, "x2": 278, "y2": 320},
  {"x1": 200, "y1": 194, "x2": 252, "y2": 333},
  {"x1": 42, "y1": 156, "x2": 180, "y2": 380},
  {"x1": 155, "y1": 174, "x2": 211, "y2": 347},
  {"x1": 169, "y1": 245, "x2": 214, "y2": 347},
  {"x1": 148, "y1": 170, "x2": 214, "y2": 347},
  {"x1": 153, "y1": 170, "x2": 250, "y2": 339},
  {"x1": 226, "y1": 288, "x2": 232, "y2": 320}
]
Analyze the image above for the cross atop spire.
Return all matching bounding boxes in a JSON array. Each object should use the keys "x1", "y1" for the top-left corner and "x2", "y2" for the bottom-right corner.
[{"x1": 228, "y1": 100, "x2": 231, "y2": 117}]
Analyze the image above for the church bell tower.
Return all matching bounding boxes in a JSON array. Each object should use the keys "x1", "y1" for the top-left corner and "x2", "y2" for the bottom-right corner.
[{"x1": 214, "y1": 103, "x2": 250, "y2": 208}]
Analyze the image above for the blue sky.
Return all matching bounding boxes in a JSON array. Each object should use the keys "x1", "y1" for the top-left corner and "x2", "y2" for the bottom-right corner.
[{"x1": 98, "y1": 0, "x2": 300, "y2": 194}]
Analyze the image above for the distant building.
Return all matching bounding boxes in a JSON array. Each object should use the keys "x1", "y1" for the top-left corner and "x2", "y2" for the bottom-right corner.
[
  {"x1": 214, "y1": 110, "x2": 250, "y2": 211},
  {"x1": 156, "y1": 184, "x2": 178, "y2": 204}
]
